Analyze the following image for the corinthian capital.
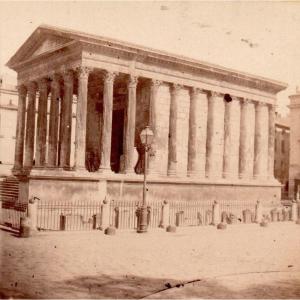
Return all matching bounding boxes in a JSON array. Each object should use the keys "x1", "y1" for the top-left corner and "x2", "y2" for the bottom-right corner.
[
  {"x1": 38, "y1": 78, "x2": 49, "y2": 93},
  {"x1": 171, "y1": 83, "x2": 183, "y2": 96},
  {"x1": 190, "y1": 87, "x2": 205, "y2": 97},
  {"x1": 128, "y1": 74, "x2": 138, "y2": 88},
  {"x1": 211, "y1": 91, "x2": 223, "y2": 98},
  {"x1": 26, "y1": 81, "x2": 38, "y2": 94},
  {"x1": 104, "y1": 71, "x2": 117, "y2": 83},
  {"x1": 17, "y1": 84, "x2": 27, "y2": 96},
  {"x1": 77, "y1": 66, "x2": 92, "y2": 80},
  {"x1": 150, "y1": 79, "x2": 162, "y2": 88},
  {"x1": 62, "y1": 68, "x2": 74, "y2": 83}
]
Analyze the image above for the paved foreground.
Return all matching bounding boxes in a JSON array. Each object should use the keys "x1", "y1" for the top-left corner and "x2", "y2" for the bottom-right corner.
[{"x1": 0, "y1": 223, "x2": 300, "y2": 299}]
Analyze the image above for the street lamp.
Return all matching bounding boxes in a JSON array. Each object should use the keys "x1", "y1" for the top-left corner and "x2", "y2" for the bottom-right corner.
[{"x1": 137, "y1": 126, "x2": 154, "y2": 233}]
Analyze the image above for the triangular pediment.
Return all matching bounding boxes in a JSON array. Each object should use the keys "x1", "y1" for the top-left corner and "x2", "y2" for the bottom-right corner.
[
  {"x1": 6, "y1": 27, "x2": 75, "y2": 69},
  {"x1": 30, "y1": 35, "x2": 72, "y2": 58}
]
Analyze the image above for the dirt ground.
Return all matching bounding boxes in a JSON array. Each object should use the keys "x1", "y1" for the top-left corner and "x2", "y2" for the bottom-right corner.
[{"x1": 1, "y1": 222, "x2": 300, "y2": 299}]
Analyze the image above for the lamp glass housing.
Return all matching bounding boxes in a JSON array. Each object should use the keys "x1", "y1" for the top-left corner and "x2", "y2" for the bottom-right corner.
[{"x1": 140, "y1": 126, "x2": 154, "y2": 146}]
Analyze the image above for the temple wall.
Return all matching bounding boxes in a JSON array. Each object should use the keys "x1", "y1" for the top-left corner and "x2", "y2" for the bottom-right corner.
[{"x1": 106, "y1": 178, "x2": 281, "y2": 207}]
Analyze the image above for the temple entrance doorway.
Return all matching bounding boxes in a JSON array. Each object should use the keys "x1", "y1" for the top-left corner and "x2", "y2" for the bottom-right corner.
[{"x1": 111, "y1": 109, "x2": 125, "y2": 173}]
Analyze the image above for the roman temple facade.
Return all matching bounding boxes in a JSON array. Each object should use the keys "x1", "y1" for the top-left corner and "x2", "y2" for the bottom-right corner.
[{"x1": 6, "y1": 25, "x2": 287, "y2": 205}]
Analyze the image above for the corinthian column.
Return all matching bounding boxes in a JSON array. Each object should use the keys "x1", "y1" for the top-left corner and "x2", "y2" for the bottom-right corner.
[
  {"x1": 59, "y1": 69, "x2": 74, "y2": 169},
  {"x1": 268, "y1": 104, "x2": 276, "y2": 179},
  {"x1": 47, "y1": 74, "x2": 61, "y2": 167},
  {"x1": 167, "y1": 83, "x2": 181, "y2": 176},
  {"x1": 223, "y1": 96, "x2": 241, "y2": 179},
  {"x1": 239, "y1": 99, "x2": 255, "y2": 179},
  {"x1": 124, "y1": 74, "x2": 138, "y2": 174},
  {"x1": 24, "y1": 82, "x2": 38, "y2": 169},
  {"x1": 148, "y1": 79, "x2": 161, "y2": 175},
  {"x1": 254, "y1": 102, "x2": 269, "y2": 179},
  {"x1": 187, "y1": 88, "x2": 208, "y2": 178},
  {"x1": 99, "y1": 71, "x2": 116, "y2": 172},
  {"x1": 74, "y1": 66, "x2": 90, "y2": 171},
  {"x1": 35, "y1": 78, "x2": 49, "y2": 167},
  {"x1": 205, "y1": 92, "x2": 225, "y2": 179},
  {"x1": 13, "y1": 85, "x2": 27, "y2": 172}
]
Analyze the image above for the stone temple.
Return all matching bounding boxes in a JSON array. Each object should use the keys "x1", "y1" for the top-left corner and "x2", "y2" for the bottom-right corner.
[{"x1": 6, "y1": 25, "x2": 287, "y2": 206}]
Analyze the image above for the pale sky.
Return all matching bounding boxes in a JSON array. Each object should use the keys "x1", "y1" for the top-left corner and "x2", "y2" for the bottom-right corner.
[{"x1": 1, "y1": 1, "x2": 300, "y2": 115}]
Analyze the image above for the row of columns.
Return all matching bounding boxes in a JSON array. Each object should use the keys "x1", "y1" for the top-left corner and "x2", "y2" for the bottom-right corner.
[
  {"x1": 184, "y1": 89, "x2": 275, "y2": 180},
  {"x1": 13, "y1": 66, "x2": 276, "y2": 181},
  {"x1": 13, "y1": 67, "x2": 140, "y2": 174}
]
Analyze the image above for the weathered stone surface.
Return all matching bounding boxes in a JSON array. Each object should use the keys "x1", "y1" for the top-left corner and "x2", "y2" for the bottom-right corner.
[
  {"x1": 24, "y1": 82, "x2": 37, "y2": 169},
  {"x1": 206, "y1": 92, "x2": 225, "y2": 179},
  {"x1": 13, "y1": 85, "x2": 27, "y2": 171}
]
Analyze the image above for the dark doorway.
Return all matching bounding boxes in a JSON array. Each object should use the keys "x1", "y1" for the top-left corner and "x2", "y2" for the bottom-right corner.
[{"x1": 111, "y1": 109, "x2": 124, "y2": 173}]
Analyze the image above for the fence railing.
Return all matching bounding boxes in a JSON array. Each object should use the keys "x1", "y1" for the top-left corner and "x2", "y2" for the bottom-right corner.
[
  {"x1": 0, "y1": 197, "x2": 27, "y2": 229},
  {"x1": 1, "y1": 198, "x2": 298, "y2": 232},
  {"x1": 37, "y1": 200, "x2": 102, "y2": 231}
]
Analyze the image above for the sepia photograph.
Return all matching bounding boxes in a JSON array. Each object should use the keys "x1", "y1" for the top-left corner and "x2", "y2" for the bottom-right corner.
[{"x1": 0, "y1": 0, "x2": 300, "y2": 298}]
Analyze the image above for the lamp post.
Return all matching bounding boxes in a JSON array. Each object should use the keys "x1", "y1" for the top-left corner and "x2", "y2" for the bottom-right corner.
[{"x1": 137, "y1": 126, "x2": 154, "y2": 233}]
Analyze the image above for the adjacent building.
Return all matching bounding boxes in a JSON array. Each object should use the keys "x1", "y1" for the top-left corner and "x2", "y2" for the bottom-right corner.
[
  {"x1": 5, "y1": 25, "x2": 287, "y2": 206},
  {"x1": 289, "y1": 89, "x2": 300, "y2": 199},
  {"x1": 274, "y1": 113, "x2": 290, "y2": 198},
  {"x1": 0, "y1": 76, "x2": 18, "y2": 176}
]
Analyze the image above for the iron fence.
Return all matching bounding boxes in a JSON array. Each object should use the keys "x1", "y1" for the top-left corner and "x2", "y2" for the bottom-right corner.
[
  {"x1": 2, "y1": 197, "x2": 294, "y2": 232},
  {"x1": 169, "y1": 199, "x2": 214, "y2": 226},
  {"x1": 0, "y1": 197, "x2": 27, "y2": 229},
  {"x1": 37, "y1": 200, "x2": 102, "y2": 231},
  {"x1": 109, "y1": 199, "x2": 162, "y2": 229}
]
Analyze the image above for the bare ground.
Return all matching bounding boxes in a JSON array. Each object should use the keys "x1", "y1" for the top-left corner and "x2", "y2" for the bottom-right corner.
[{"x1": 1, "y1": 222, "x2": 300, "y2": 299}]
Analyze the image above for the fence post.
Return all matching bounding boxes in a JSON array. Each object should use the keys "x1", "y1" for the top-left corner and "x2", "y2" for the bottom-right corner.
[
  {"x1": 160, "y1": 200, "x2": 170, "y2": 228},
  {"x1": 212, "y1": 201, "x2": 220, "y2": 226},
  {"x1": 100, "y1": 196, "x2": 110, "y2": 230},
  {"x1": 255, "y1": 200, "x2": 263, "y2": 223},
  {"x1": 27, "y1": 197, "x2": 38, "y2": 231},
  {"x1": 291, "y1": 201, "x2": 298, "y2": 221}
]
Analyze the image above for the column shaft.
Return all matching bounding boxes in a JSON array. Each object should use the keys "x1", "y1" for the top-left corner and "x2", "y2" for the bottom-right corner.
[
  {"x1": 74, "y1": 67, "x2": 90, "y2": 170},
  {"x1": 59, "y1": 70, "x2": 74, "y2": 169},
  {"x1": 99, "y1": 71, "x2": 116, "y2": 171},
  {"x1": 239, "y1": 99, "x2": 253, "y2": 179},
  {"x1": 223, "y1": 97, "x2": 240, "y2": 179},
  {"x1": 268, "y1": 104, "x2": 275, "y2": 179},
  {"x1": 205, "y1": 92, "x2": 225, "y2": 179},
  {"x1": 47, "y1": 74, "x2": 61, "y2": 167},
  {"x1": 13, "y1": 85, "x2": 27, "y2": 171},
  {"x1": 187, "y1": 88, "x2": 198, "y2": 176},
  {"x1": 124, "y1": 75, "x2": 138, "y2": 173},
  {"x1": 24, "y1": 82, "x2": 37, "y2": 169},
  {"x1": 167, "y1": 84, "x2": 181, "y2": 176},
  {"x1": 35, "y1": 78, "x2": 49, "y2": 167},
  {"x1": 254, "y1": 102, "x2": 268, "y2": 179},
  {"x1": 148, "y1": 79, "x2": 161, "y2": 175}
]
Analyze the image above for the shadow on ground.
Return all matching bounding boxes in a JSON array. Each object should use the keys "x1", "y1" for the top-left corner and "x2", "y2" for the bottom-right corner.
[
  {"x1": 1, "y1": 273, "x2": 300, "y2": 299},
  {"x1": 146, "y1": 276, "x2": 300, "y2": 299},
  {"x1": 0, "y1": 274, "x2": 177, "y2": 299}
]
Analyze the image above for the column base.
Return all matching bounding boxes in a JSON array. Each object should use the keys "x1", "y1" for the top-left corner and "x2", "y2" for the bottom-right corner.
[
  {"x1": 253, "y1": 174, "x2": 268, "y2": 180},
  {"x1": 187, "y1": 170, "x2": 205, "y2": 178},
  {"x1": 97, "y1": 167, "x2": 114, "y2": 175},
  {"x1": 167, "y1": 170, "x2": 177, "y2": 177},
  {"x1": 123, "y1": 168, "x2": 136, "y2": 175}
]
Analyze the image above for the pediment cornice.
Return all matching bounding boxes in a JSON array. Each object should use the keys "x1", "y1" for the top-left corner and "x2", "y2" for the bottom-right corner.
[{"x1": 7, "y1": 24, "x2": 288, "y2": 95}]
